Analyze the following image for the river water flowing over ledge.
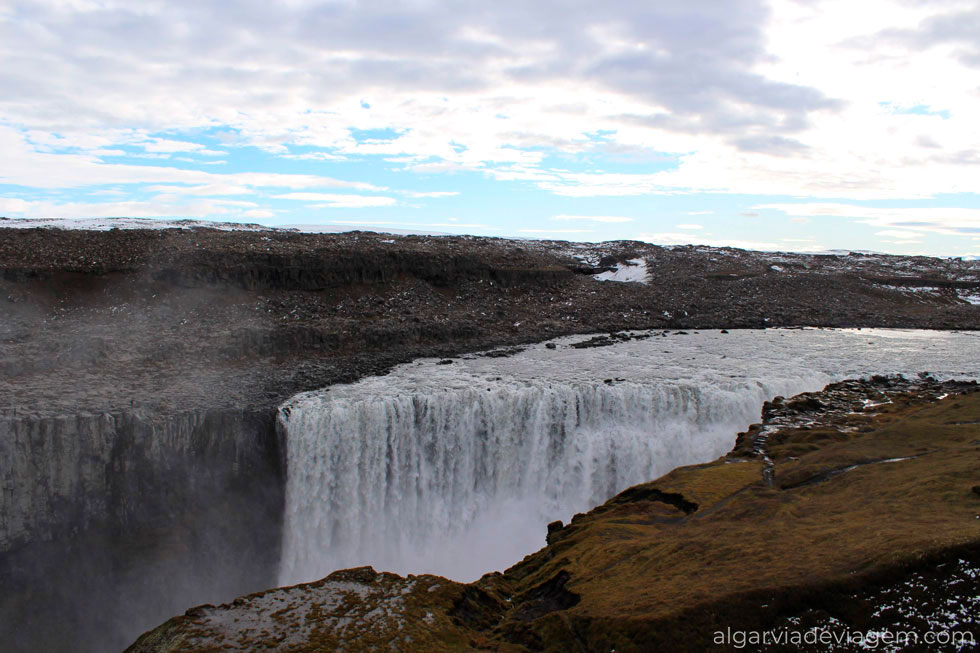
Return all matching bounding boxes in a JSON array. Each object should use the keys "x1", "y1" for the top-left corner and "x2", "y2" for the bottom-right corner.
[{"x1": 277, "y1": 328, "x2": 980, "y2": 585}]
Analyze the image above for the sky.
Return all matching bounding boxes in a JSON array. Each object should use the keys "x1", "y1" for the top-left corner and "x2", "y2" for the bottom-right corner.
[{"x1": 1, "y1": 0, "x2": 979, "y2": 256}]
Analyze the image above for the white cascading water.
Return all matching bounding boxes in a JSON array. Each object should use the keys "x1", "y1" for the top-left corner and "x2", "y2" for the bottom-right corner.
[{"x1": 278, "y1": 328, "x2": 980, "y2": 585}]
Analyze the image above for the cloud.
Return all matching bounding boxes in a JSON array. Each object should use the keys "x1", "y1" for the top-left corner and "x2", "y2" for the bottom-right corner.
[
  {"x1": 141, "y1": 139, "x2": 208, "y2": 154},
  {"x1": 0, "y1": 196, "x2": 257, "y2": 219},
  {"x1": 276, "y1": 193, "x2": 397, "y2": 208},
  {"x1": 875, "y1": 229, "x2": 922, "y2": 239},
  {"x1": 328, "y1": 219, "x2": 492, "y2": 229},
  {"x1": 552, "y1": 214, "x2": 633, "y2": 223},
  {"x1": 418, "y1": 222, "x2": 491, "y2": 228},
  {"x1": 675, "y1": 224, "x2": 703, "y2": 230},
  {"x1": 243, "y1": 209, "x2": 277, "y2": 219},
  {"x1": 145, "y1": 183, "x2": 255, "y2": 196},
  {"x1": 0, "y1": 0, "x2": 977, "y2": 253},
  {"x1": 758, "y1": 202, "x2": 980, "y2": 237},
  {"x1": 535, "y1": 172, "x2": 670, "y2": 197},
  {"x1": 0, "y1": 126, "x2": 385, "y2": 192},
  {"x1": 279, "y1": 152, "x2": 346, "y2": 161},
  {"x1": 0, "y1": 1, "x2": 833, "y2": 144},
  {"x1": 517, "y1": 228, "x2": 594, "y2": 234},
  {"x1": 400, "y1": 191, "x2": 460, "y2": 198},
  {"x1": 638, "y1": 231, "x2": 785, "y2": 251},
  {"x1": 729, "y1": 134, "x2": 809, "y2": 155},
  {"x1": 872, "y1": 4, "x2": 980, "y2": 69},
  {"x1": 0, "y1": 0, "x2": 838, "y2": 190}
]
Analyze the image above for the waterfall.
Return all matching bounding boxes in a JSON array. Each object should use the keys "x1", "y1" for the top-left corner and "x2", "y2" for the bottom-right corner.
[{"x1": 278, "y1": 328, "x2": 980, "y2": 585}]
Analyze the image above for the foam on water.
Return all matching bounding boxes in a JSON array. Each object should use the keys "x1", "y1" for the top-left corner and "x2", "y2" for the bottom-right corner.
[{"x1": 278, "y1": 328, "x2": 980, "y2": 585}]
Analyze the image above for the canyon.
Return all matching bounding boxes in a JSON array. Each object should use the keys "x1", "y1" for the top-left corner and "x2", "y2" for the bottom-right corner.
[{"x1": 1, "y1": 222, "x2": 979, "y2": 651}]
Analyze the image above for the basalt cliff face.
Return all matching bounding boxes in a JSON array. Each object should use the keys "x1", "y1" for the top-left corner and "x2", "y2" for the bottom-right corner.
[
  {"x1": 0, "y1": 408, "x2": 282, "y2": 652},
  {"x1": 1, "y1": 225, "x2": 979, "y2": 652},
  {"x1": 128, "y1": 377, "x2": 980, "y2": 652}
]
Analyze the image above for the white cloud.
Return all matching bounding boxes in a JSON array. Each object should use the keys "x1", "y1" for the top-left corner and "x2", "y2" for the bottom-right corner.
[
  {"x1": 400, "y1": 191, "x2": 460, "y2": 198},
  {"x1": 141, "y1": 139, "x2": 207, "y2": 154},
  {"x1": 280, "y1": 152, "x2": 346, "y2": 161},
  {"x1": 328, "y1": 219, "x2": 492, "y2": 229},
  {"x1": 418, "y1": 222, "x2": 491, "y2": 228},
  {"x1": 675, "y1": 223, "x2": 703, "y2": 230},
  {"x1": 0, "y1": 1, "x2": 842, "y2": 195},
  {"x1": 552, "y1": 214, "x2": 633, "y2": 223},
  {"x1": 145, "y1": 183, "x2": 255, "y2": 196},
  {"x1": 535, "y1": 172, "x2": 669, "y2": 197},
  {"x1": 0, "y1": 197, "x2": 257, "y2": 219},
  {"x1": 759, "y1": 203, "x2": 980, "y2": 237},
  {"x1": 875, "y1": 229, "x2": 922, "y2": 239},
  {"x1": 0, "y1": 126, "x2": 385, "y2": 192},
  {"x1": 638, "y1": 232, "x2": 785, "y2": 251},
  {"x1": 0, "y1": 0, "x2": 978, "y2": 249},
  {"x1": 243, "y1": 209, "x2": 277, "y2": 219},
  {"x1": 276, "y1": 192, "x2": 397, "y2": 208},
  {"x1": 517, "y1": 228, "x2": 594, "y2": 234}
]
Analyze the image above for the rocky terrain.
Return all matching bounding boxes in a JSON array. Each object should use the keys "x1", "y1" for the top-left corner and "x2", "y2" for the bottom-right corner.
[
  {"x1": 127, "y1": 376, "x2": 980, "y2": 652},
  {"x1": 1, "y1": 222, "x2": 979, "y2": 652},
  {"x1": 2, "y1": 223, "x2": 979, "y2": 418}
]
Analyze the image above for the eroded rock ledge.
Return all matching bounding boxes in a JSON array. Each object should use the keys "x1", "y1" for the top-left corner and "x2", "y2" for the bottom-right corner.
[{"x1": 128, "y1": 376, "x2": 980, "y2": 652}]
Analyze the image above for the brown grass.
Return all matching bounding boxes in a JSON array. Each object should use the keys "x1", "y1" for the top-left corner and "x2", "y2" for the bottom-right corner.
[{"x1": 485, "y1": 389, "x2": 980, "y2": 649}]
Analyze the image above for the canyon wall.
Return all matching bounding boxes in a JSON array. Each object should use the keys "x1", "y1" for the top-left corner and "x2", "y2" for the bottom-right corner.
[{"x1": 0, "y1": 408, "x2": 283, "y2": 653}]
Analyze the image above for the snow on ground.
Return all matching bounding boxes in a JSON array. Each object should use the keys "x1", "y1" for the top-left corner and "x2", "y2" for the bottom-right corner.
[
  {"x1": 958, "y1": 291, "x2": 980, "y2": 305},
  {"x1": 593, "y1": 258, "x2": 649, "y2": 284}
]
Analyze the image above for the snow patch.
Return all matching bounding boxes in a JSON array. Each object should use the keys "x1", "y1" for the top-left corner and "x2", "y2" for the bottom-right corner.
[
  {"x1": 594, "y1": 258, "x2": 649, "y2": 284},
  {"x1": 957, "y1": 290, "x2": 980, "y2": 305}
]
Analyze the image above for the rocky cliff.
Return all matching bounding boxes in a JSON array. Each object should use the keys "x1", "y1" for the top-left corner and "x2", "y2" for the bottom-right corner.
[{"x1": 0, "y1": 409, "x2": 282, "y2": 653}]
